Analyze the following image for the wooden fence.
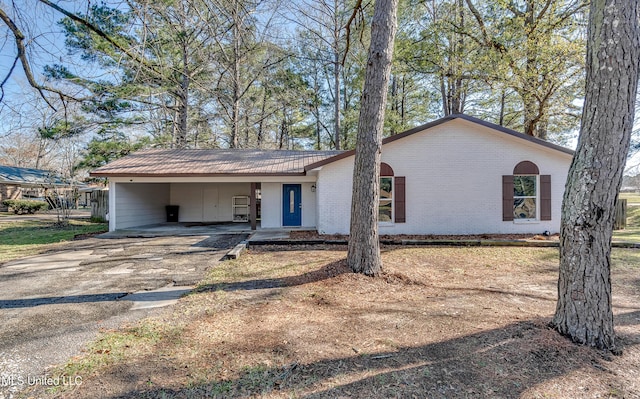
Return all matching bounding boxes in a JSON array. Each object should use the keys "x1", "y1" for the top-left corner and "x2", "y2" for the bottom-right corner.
[
  {"x1": 614, "y1": 198, "x2": 627, "y2": 230},
  {"x1": 90, "y1": 190, "x2": 108, "y2": 221}
]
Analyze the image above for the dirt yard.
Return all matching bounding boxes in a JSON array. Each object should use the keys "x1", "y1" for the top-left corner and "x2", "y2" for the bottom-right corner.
[{"x1": 35, "y1": 246, "x2": 640, "y2": 398}]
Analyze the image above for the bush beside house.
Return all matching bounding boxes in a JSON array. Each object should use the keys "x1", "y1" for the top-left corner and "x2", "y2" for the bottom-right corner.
[{"x1": 2, "y1": 199, "x2": 49, "y2": 214}]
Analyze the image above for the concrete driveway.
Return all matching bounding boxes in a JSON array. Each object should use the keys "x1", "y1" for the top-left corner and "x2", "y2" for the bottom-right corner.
[{"x1": 0, "y1": 233, "x2": 246, "y2": 399}]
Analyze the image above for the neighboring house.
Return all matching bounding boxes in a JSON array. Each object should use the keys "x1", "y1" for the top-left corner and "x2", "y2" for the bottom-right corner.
[
  {"x1": 0, "y1": 165, "x2": 69, "y2": 211},
  {"x1": 91, "y1": 114, "x2": 574, "y2": 235}
]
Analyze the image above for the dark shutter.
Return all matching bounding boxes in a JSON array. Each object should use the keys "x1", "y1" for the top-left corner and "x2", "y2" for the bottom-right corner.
[
  {"x1": 394, "y1": 176, "x2": 406, "y2": 223},
  {"x1": 540, "y1": 175, "x2": 552, "y2": 221},
  {"x1": 502, "y1": 175, "x2": 514, "y2": 221}
]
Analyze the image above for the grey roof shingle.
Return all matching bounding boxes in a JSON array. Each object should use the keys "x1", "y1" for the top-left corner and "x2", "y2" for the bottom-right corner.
[
  {"x1": 90, "y1": 149, "x2": 345, "y2": 177},
  {"x1": 0, "y1": 165, "x2": 67, "y2": 186}
]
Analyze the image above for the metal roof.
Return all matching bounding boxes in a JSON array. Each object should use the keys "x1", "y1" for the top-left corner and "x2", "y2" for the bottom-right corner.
[
  {"x1": 90, "y1": 149, "x2": 345, "y2": 177},
  {"x1": 91, "y1": 115, "x2": 574, "y2": 178},
  {"x1": 0, "y1": 165, "x2": 68, "y2": 186}
]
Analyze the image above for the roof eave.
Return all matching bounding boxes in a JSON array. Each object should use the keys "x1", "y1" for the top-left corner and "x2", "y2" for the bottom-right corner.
[
  {"x1": 304, "y1": 113, "x2": 574, "y2": 170},
  {"x1": 90, "y1": 172, "x2": 308, "y2": 178},
  {"x1": 443, "y1": 114, "x2": 575, "y2": 156},
  {"x1": 0, "y1": 179, "x2": 69, "y2": 187}
]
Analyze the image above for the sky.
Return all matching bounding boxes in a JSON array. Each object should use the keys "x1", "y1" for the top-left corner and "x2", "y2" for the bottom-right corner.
[
  {"x1": 2, "y1": 1, "x2": 640, "y2": 175},
  {"x1": 0, "y1": 1, "x2": 99, "y2": 130},
  {"x1": 1, "y1": 1, "x2": 70, "y2": 135}
]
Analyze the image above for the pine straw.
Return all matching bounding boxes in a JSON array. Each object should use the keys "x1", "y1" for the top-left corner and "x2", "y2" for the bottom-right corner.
[
  {"x1": 288, "y1": 231, "x2": 560, "y2": 241},
  {"x1": 47, "y1": 247, "x2": 640, "y2": 399}
]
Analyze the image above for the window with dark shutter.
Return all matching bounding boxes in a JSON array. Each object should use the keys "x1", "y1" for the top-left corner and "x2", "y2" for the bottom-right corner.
[
  {"x1": 504, "y1": 161, "x2": 551, "y2": 222},
  {"x1": 379, "y1": 163, "x2": 405, "y2": 224}
]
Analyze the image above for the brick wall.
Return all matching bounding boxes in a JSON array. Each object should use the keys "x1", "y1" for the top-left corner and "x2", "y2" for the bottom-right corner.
[
  {"x1": 0, "y1": 184, "x2": 21, "y2": 211},
  {"x1": 316, "y1": 118, "x2": 572, "y2": 235}
]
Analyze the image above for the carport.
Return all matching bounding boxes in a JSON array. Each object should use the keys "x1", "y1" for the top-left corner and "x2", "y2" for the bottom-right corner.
[
  {"x1": 91, "y1": 149, "x2": 340, "y2": 233},
  {"x1": 109, "y1": 182, "x2": 253, "y2": 230}
]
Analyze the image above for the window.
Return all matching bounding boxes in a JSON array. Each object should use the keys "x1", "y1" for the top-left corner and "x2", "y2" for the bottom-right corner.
[
  {"x1": 513, "y1": 175, "x2": 537, "y2": 219},
  {"x1": 379, "y1": 162, "x2": 405, "y2": 224},
  {"x1": 502, "y1": 161, "x2": 552, "y2": 222},
  {"x1": 379, "y1": 177, "x2": 393, "y2": 222}
]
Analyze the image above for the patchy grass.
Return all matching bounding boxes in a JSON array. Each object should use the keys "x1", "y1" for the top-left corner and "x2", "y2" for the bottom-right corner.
[
  {"x1": 613, "y1": 205, "x2": 640, "y2": 243},
  {"x1": 46, "y1": 322, "x2": 182, "y2": 395},
  {"x1": 0, "y1": 219, "x2": 107, "y2": 263},
  {"x1": 39, "y1": 246, "x2": 640, "y2": 399}
]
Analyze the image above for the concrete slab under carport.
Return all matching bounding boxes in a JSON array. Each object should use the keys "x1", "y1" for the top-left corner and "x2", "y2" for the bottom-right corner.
[
  {"x1": 99, "y1": 222, "x2": 316, "y2": 240},
  {"x1": 98, "y1": 222, "x2": 319, "y2": 260},
  {"x1": 99, "y1": 222, "x2": 256, "y2": 238}
]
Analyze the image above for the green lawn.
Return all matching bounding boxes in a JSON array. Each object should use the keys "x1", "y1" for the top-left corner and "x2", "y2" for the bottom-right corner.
[{"x1": 0, "y1": 219, "x2": 108, "y2": 263}]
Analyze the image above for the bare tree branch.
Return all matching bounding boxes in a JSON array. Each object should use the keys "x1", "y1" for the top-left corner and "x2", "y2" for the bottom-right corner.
[
  {"x1": 37, "y1": 0, "x2": 162, "y2": 80},
  {"x1": 0, "y1": 5, "x2": 62, "y2": 109},
  {"x1": 0, "y1": 55, "x2": 19, "y2": 103},
  {"x1": 341, "y1": 0, "x2": 362, "y2": 66}
]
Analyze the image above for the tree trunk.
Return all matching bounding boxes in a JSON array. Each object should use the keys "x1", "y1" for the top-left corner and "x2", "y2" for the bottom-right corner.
[
  {"x1": 177, "y1": 57, "x2": 189, "y2": 148},
  {"x1": 244, "y1": 111, "x2": 250, "y2": 148},
  {"x1": 257, "y1": 87, "x2": 267, "y2": 149},
  {"x1": 278, "y1": 109, "x2": 288, "y2": 150},
  {"x1": 230, "y1": 0, "x2": 241, "y2": 149},
  {"x1": 498, "y1": 89, "x2": 506, "y2": 126},
  {"x1": 452, "y1": 0, "x2": 465, "y2": 115},
  {"x1": 400, "y1": 76, "x2": 405, "y2": 126},
  {"x1": 347, "y1": 0, "x2": 398, "y2": 276},
  {"x1": 313, "y1": 70, "x2": 322, "y2": 150},
  {"x1": 332, "y1": 0, "x2": 341, "y2": 150},
  {"x1": 333, "y1": 48, "x2": 341, "y2": 150},
  {"x1": 440, "y1": 75, "x2": 449, "y2": 116},
  {"x1": 552, "y1": 0, "x2": 639, "y2": 351},
  {"x1": 391, "y1": 74, "x2": 397, "y2": 134}
]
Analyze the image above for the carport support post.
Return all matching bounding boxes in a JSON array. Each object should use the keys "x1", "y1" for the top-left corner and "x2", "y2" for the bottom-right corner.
[{"x1": 250, "y1": 182, "x2": 257, "y2": 230}]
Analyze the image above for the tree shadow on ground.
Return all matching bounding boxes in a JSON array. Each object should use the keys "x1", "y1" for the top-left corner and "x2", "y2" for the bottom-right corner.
[
  {"x1": 194, "y1": 259, "x2": 350, "y2": 293},
  {"x1": 0, "y1": 292, "x2": 129, "y2": 308},
  {"x1": 95, "y1": 313, "x2": 640, "y2": 399}
]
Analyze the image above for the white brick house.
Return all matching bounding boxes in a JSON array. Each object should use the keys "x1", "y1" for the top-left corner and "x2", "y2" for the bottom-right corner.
[{"x1": 92, "y1": 114, "x2": 573, "y2": 234}]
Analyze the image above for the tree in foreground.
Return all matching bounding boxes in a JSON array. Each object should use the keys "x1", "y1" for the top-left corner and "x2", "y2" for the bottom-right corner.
[
  {"x1": 347, "y1": 0, "x2": 399, "y2": 276},
  {"x1": 552, "y1": 0, "x2": 639, "y2": 351}
]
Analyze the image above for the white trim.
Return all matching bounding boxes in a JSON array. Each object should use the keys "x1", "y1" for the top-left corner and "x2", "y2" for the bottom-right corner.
[
  {"x1": 513, "y1": 174, "x2": 539, "y2": 222},
  {"x1": 513, "y1": 220, "x2": 541, "y2": 224},
  {"x1": 379, "y1": 176, "x2": 394, "y2": 225},
  {"x1": 108, "y1": 176, "x2": 316, "y2": 184},
  {"x1": 108, "y1": 181, "x2": 116, "y2": 231}
]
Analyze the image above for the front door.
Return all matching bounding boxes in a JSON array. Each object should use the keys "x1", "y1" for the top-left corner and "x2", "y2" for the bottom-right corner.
[{"x1": 282, "y1": 184, "x2": 302, "y2": 226}]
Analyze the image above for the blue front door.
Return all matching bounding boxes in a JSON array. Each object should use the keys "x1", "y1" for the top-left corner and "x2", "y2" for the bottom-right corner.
[{"x1": 282, "y1": 184, "x2": 302, "y2": 226}]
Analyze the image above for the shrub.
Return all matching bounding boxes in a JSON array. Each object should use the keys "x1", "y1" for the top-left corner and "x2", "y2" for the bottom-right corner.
[{"x1": 2, "y1": 199, "x2": 49, "y2": 215}]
